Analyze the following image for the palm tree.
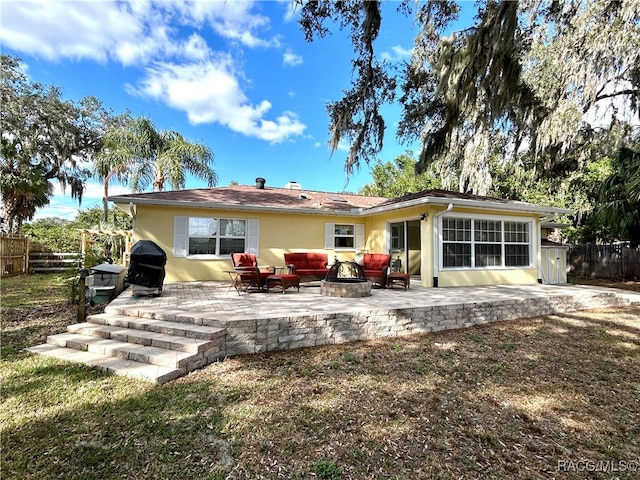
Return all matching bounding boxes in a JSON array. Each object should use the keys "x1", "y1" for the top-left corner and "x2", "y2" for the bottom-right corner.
[
  {"x1": 593, "y1": 145, "x2": 640, "y2": 247},
  {"x1": 96, "y1": 116, "x2": 217, "y2": 221}
]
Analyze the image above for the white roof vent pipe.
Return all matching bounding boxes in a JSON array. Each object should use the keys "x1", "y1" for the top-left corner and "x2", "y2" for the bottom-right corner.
[{"x1": 284, "y1": 181, "x2": 301, "y2": 189}]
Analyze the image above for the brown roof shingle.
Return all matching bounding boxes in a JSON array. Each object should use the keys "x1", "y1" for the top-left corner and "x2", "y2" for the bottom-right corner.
[
  {"x1": 111, "y1": 185, "x2": 390, "y2": 213},
  {"x1": 111, "y1": 185, "x2": 571, "y2": 216}
]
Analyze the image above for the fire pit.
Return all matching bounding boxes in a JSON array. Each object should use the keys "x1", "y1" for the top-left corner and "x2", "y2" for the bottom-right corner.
[{"x1": 320, "y1": 261, "x2": 372, "y2": 298}]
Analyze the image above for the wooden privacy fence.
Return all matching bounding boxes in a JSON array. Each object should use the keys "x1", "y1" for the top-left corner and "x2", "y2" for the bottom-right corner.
[
  {"x1": 1, "y1": 234, "x2": 28, "y2": 276},
  {"x1": 1, "y1": 230, "x2": 132, "y2": 277},
  {"x1": 568, "y1": 244, "x2": 640, "y2": 280}
]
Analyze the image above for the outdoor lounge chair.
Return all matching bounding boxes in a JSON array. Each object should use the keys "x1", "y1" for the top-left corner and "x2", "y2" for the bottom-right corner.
[
  {"x1": 231, "y1": 253, "x2": 275, "y2": 291},
  {"x1": 360, "y1": 253, "x2": 391, "y2": 287}
]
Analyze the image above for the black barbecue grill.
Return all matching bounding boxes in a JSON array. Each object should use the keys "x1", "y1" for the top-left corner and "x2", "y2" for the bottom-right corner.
[{"x1": 127, "y1": 240, "x2": 167, "y2": 295}]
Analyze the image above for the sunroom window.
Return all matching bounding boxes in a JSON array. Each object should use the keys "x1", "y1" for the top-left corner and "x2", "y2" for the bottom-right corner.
[
  {"x1": 442, "y1": 218, "x2": 471, "y2": 267},
  {"x1": 504, "y1": 221, "x2": 530, "y2": 266},
  {"x1": 441, "y1": 216, "x2": 531, "y2": 269}
]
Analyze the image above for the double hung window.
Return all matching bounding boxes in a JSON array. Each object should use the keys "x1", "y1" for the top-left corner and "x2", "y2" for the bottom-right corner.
[
  {"x1": 174, "y1": 216, "x2": 257, "y2": 258},
  {"x1": 324, "y1": 223, "x2": 365, "y2": 250},
  {"x1": 504, "y1": 221, "x2": 530, "y2": 266},
  {"x1": 333, "y1": 224, "x2": 355, "y2": 248},
  {"x1": 187, "y1": 218, "x2": 246, "y2": 255}
]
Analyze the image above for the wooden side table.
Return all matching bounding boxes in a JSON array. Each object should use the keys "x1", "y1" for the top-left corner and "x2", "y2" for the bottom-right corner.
[{"x1": 386, "y1": 272, "x2": 410, "y2": 290}]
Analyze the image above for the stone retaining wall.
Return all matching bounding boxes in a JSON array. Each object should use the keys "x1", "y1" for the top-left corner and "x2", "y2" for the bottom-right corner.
[{"x1": 223, "y1": 291, "x2": 631, "y2": 356}]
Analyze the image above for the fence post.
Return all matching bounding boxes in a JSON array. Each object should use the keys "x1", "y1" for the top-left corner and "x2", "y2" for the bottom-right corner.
[{"x1": 77, "y1": 269, "x2": 90, "y2": 322}]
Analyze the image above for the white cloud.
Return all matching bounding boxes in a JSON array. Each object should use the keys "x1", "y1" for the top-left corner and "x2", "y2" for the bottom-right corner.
[
  {"x1": 0, "y1": 0, "x2": 278, "y2": 65},
  {"x1": 128, "y1": 58, "x2": 306, "y2": 143},
  {"x1": 2, "y1": 1, "x2": 306, "y2": 144},
  {"x1": 283, "y1": 49, "x2": 303, "y2": 67},
  {"x1": 381, "y1": 45, "x2": 413, "y2": 62},
  {"x1": 279, "y1": 0, "x2": 301, "y2": 23},
  {"x1": 0, "y1": 1, "x2": 155, "y2": 65},
  {"x1": 177, "y1": 0, "x2": 280, "y2": 48}
]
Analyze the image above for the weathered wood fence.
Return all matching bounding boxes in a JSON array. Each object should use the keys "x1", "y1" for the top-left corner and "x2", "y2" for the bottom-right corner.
[
  {"x1": 568, "y1": 244, "x2": 640, "y2": 280},
  {"x1": 26, "y1": 240, "x2": 82, "y2": 274},
  {"x1": 1, "y1": 233, "x2": 29, "y2": 276},
  {"x1": 1, "y1": 235, "x2": 83, "y2": 277}
]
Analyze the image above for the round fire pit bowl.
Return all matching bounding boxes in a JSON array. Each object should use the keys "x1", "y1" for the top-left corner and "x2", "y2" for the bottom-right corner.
[
  {"x1": 321, "y1": 261, "x2": 372, "y2": 297},
  {"x1": 320, "y1": 279, "x2": 372, "y2": 298}
]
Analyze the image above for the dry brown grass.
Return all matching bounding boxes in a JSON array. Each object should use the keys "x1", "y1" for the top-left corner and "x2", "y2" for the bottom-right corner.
[
  {"x1": 3, "y1": 275, "x2": 639, "y2": 479},
  {"x1": 180, "y1": 304, "x2": 640, "y2": 479}
]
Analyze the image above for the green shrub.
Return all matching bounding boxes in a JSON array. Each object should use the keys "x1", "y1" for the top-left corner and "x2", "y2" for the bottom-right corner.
[{"x1": 312, "y1": 459, "x2": 342, "y2": 480}]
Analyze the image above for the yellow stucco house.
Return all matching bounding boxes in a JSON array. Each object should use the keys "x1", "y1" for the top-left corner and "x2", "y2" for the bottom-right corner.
[{"x1": 111, "y1": 179, "x2": 572, "y2": 287}]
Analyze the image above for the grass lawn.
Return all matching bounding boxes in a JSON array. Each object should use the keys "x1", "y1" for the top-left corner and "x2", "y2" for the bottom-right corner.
[{"x1": 1, "y1": 274, "x2": 639, "y2": 479}]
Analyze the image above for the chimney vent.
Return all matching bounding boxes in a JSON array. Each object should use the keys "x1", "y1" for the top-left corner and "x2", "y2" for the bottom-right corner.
[
  {"x1": 255, "y1": 177, "x2": 266, "y2": 189},
  {"x1": 284, "y1": 181, "x2": 301, "y2": 189}
]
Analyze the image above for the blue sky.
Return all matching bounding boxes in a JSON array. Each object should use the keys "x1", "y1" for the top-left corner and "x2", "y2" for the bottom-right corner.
[{"x1": 1, "y1": 0, "x2": 473, "y2": 221}]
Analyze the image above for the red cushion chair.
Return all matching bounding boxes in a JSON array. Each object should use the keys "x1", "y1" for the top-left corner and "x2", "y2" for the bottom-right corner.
[
  {"x1": 360, "y1": 253, "x2": 391, "y2": 287},
  {"x1": 231, "y1": 253, "x2": 274, "y2": 290}
]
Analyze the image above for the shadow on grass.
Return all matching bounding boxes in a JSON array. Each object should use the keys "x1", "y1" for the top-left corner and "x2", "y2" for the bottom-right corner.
[
  {"x1": 3, "y1": 307, "x2": 639, "y2": 479},
  {"x1": 186, "y1": 307, "x2": 640, "y2": 479},
  {"x1": 1, "y1": 357, "x2": 230, "y2": 480}
]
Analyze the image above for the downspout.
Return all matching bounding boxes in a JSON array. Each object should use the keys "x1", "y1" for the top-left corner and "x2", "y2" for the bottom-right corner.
[
  {"x1": 129, "y1": 202, "x2": 137, "y2": 237},
  {"x1": 432, "y1": 203, "x2": 453, "y2": 288}
]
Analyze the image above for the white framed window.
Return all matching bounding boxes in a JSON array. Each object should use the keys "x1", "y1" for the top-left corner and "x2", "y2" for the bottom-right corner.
[
  {"x1": 442, "y1": 217, "x2": 472, "y2": 267},
  {"x1": 441, "y1": 215, "x2": 532, "y2": 269},
  {"x1": 325, "y1": 223, "x2": 365, "y2": 250},
  {"x1": 174, "y1": 216, "x2": 258, "y2": 258},
  {"x1": 390, "y1": 222, "x2": 405, "y2": 251},
  {"x1": 504, "y1": 221, "x2": 530, "y2": 266}
]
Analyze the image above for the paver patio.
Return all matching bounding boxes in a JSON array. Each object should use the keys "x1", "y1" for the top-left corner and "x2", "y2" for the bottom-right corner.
[{"x1": 27, "y1": 281, "x2": 640, "y2": 383}]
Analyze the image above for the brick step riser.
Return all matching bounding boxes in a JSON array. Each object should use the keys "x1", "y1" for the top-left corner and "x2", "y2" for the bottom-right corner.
[
  {"x1": 48, "y1": 336, "x2": 189, "y2": 368},
  {"x1": 67, "y1": 324, "x2": 212, "y2": 354},
  {"x1": 47, "y1": 334, "x2": 224, "y2": 370},
  {"x1": 104, "y1": 306, "x2": 226, "y2": 328},
  {"x1": 87, "y1": 313, "x2": 225, "y2": 340}
]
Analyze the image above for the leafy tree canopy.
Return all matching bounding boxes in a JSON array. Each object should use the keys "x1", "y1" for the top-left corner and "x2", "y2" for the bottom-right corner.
[
  {"x1": 298, "y1": 0, "x2": 640, "y2": 195},
  {"x1": 590, "y1": 145, "x2": 640, "y2": 247},
  {"x1": 359, "y1": 151, "x2": 442, "y2": 197},
  {"x1": 1, "y1": 54, "x2": 114, "y2": 232},
  {"x1": 22, "y1": 206, "x2": 132, "y2": 254}
]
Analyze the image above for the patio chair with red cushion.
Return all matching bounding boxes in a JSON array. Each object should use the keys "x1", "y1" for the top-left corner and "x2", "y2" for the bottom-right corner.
[
  {"x1": 231, "y1": 253, "x2": 275, "y2": 291},
  {"x1": 360, "y1": 253, "x2": 392, "y2": 287}
]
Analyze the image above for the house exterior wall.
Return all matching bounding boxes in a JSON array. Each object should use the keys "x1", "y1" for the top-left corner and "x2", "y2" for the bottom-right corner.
[
  {"x1": 364, "y1": 206, "x2": 436, "y2": 285},
  {"x1": 120, "y1": 202, "x2": 544, "y2": 287},
  {"x1": 124, "y1": 204, "x2": 377, "y2": 282}
]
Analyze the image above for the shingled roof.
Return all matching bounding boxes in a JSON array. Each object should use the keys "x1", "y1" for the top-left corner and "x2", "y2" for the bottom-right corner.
[
  {"x1": 110, "y1": 185, "x2": 390, "y2": 213},
  {"x1": 110, "y1": 185, "x2": 571, "y2": 216}
]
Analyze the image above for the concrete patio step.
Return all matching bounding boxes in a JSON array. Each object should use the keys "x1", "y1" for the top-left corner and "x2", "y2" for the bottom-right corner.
[
  {"x1": 25, "y1": 311, "x2": 227, "y2": 384},
  {"x1": 24, "y1": 344, "x2": 184, "y2": 384},
  {"x1": 103, "y1": 304, "x2": 226, "y2": 328},
  {"x1": 45, "y1": 332, "x2": 199, "y2": 369},
  {"x1": 67, "y1": 322, "x2": 213, "y2": 353},
  {"x1": 87, "y1": 313, "x2": 224, "y2": 341}
]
